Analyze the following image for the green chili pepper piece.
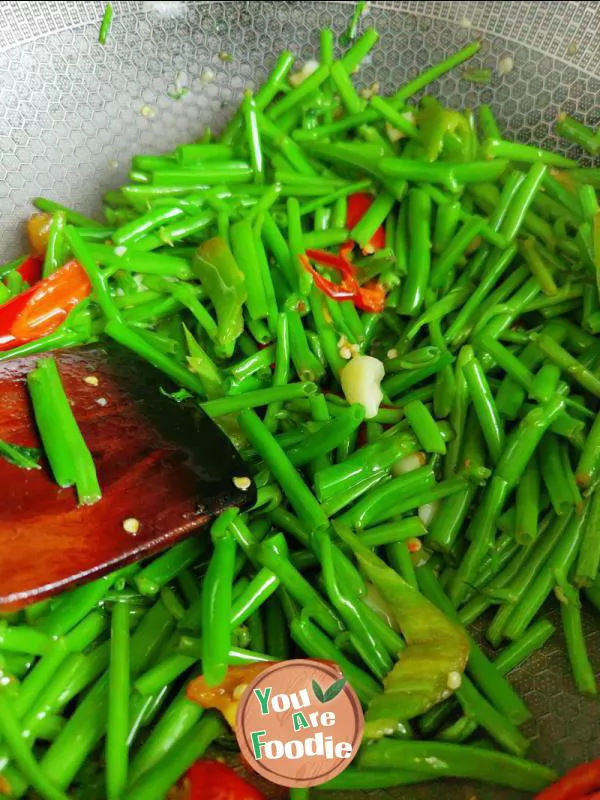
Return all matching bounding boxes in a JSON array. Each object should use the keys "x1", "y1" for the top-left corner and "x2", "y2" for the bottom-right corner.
[
  {"x1": 192, "y1": 236, "x2": 247, "y2": 358},
  {"x1": 334, "y1": 526, "x2": 468, "y2": 737}
]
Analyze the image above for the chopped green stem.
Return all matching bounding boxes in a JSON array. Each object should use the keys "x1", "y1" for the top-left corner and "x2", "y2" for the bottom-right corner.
[
  {"x1": 28, "y1": 358, "x2": 101, "y2": 505},
  {"x1": 359, "y1": 740, "x2": 555, "y2": 792},
  {"x1": 107, "y1": 601, "x2": 130, "y2": 799}
]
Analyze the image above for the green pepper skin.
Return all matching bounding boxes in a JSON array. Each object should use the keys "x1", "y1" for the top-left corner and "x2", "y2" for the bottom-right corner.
[
  {"x1": 335, "y1": 526, "x2": 469, "y2": 738},
  {"x1": 192, "y1": 237, "x2": 247, "y2": 358}
]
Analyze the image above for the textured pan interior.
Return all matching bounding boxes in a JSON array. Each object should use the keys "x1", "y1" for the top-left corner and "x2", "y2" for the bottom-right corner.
[{"x1": 1, "y1": 2, "x2": 599, "y2": 798}]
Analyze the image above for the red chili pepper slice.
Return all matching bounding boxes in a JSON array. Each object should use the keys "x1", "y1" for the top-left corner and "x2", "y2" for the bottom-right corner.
[
  {"x1": 339, "y1": 241, "x2": 356, "y2": 261},
  {"x1": 0, "y1": 260, "x2": 91, "y2": 351},
  {"x1": 183, "y1": 760, "x2": 266, "y2": 800},
  {"x1": 346, "y1": 192, "x2": 372, "y2": 229},
  {"x1": 0, "y1": 291, "x2": 38, "y2": 351},
  {"x1": 305, "y1": 247, "x2": 357, "y2": 282},
  {"x1": 300, "y1": 253, "x2": 358, "y2": 302},
  {"x1": 354, "y1": 279, "x2": 386, "y2": 314},
  {"x1": 347, "y1": 192, "x2": 386, "y2": 254},
  {"x1": 16, "y1": 255, "x2": 44, "y2": 287},
  {"x1": 302, "y1": 247, "x2": 386, "y2": 313},
  {"x1": 356, "y1": 423, "x2": 368, "y2": 448},
  {"x1": 535, "y1": 759, "x2": 600, "y2": 800},
  {"x1": 187, "y1": 662, "x2": 276, "y2": 729}
]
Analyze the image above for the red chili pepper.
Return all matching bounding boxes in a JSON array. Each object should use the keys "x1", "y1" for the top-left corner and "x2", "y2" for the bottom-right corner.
[
  {"x1": 256, "y1": 342, "x2": 276, "y2": 369},
  {"x1": 535, "y1": 760, "x2": 600, "y2": 800},
  {"x1": 0, "y1": 260, "x2": 91, "y2": 351},
  {"x1": 339, "y1": 241, "x2": 356, "y2": 262},
  {"x1": 354, "y1": 279, "x2": 386, "y2": 314},
  {"x1": 301, "y1": 249, "x2": 386, "y2": 314},
  {"x1": 301, "y1": 253, "x2": 358, "y2": 302},
  {"x1": 572, "y1": 795, "x2": 600, "y2": 800},
  {"x1": 187, "y1": 662, "x2": 276, "y2": 729},
  {"x1": 16, "y1": 255, "x2": 44, "y2": 287},
  {"x1": 0, "y1": 291, "x2": 38, "y2": 351},
  {"x1": 185, "y1": 760, "x2": 266, "y2": 800},
  {"x1": 305, "y1": 247, "x2": 356, "y2": 281},
  {"x1": 308, "y1": 268, "x2": 357, "y2": 302},
  {"x1": 356, "y1": 423, "x2": 368, "y2": 448},
  {"x1": 347, "y1": 193, "x2": 386, "y2": 254}
]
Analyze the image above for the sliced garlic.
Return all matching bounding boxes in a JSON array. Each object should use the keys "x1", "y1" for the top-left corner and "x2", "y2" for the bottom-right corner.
[
  {"x1": 233, "y1": 682, "x2": 248, "y2": 700},
  {"x1": 289, "y1": 60, "x2": 320, "y2": 88},
  {"x1": 385, "y1": 112, "x2": 416, "y2": 142},
  {"x1": 447, "y1": 671, "x2": 462, "y2": 690},
  {"x1": 385, "y1": 121, "x2": 405, "y2": 143},
  {"x1": 391, "y1": 452, "x2": 426, "y2": 477},
  {"x1": 340, "y1": 355, "x2": 385, "y2": 419},
  {"x1": 199, "y1": 68, "x2": 215, "y2": 84},
  {"x1": 360, "y1": 81, "x2": 380, "y2": 100},
  {"x1": 419, "y1": 501, "x2": 439, "y2": 527},
  {"x1": 123, "y1": 518, "x2": 140, "y2": 535},
  {"x1": 498, "y1": 56, "x2": 514, "y2": 75}
]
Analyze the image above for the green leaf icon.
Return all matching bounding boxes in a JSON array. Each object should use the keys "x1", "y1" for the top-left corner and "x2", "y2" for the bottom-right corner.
[
  {"x1": 313, "y1": 677, "x2": 346, "y2": 703},
  {"x1": 323, "y1": 678, "x2": 346, "y2": 702},
  {"x1": 312, "y1": 679, "x2": 326, "y2": 703}
]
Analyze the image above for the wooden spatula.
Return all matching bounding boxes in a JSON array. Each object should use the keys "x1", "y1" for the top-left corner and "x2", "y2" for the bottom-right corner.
[{"x1": 0, "y1": 345, "x2": 254, "y2": 609}]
